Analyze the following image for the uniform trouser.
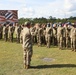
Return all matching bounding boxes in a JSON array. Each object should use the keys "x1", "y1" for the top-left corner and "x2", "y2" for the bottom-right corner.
[
  {"x1": 39, "y1": 36, "x2": 42, "y2": 46},
  {"x1": 37, "y1": 36, "x2": 42, "y2": 46},
  {"x1": 71, "y1": 38, "x2": 76, "y2": 50},
  {"x1": 57, "y1": 36, "x2": 63, "y2": 49},
  {"x1": 17, "y1": 33, "x2": 20, "y2": 43},
  {"x1": 42, "y1": 36, "x2": 46, "y2": 45},
  {"x1": 20, "y1": 36, "x2": 23, "y2": 43},
  {"x1": 31, "y1": 35, "x2": 35, "y2": 44},
  {"x1": 53, "y1": 36, "x2": 57, "y2": 46},
  {"x1": 0, "y1": 32, "x2": 2, "y2": 39},
  {"x1": 33, "y1": 35, "x2": 37, "y2": 43},
  {"x1": 46, "y1": 36, "x2": 51, "y2": 48},
  {"x1": 9, "y1": 33, "x2": 13, "y2": 42},
  {"x1": 4, "y1": 33, "x2": 8, "y2": 41},
  {"x1": 63, "y1": 37, "x2": 66, "y2": 47},
  {"x1": 37, "y1": 35, "x2": 39, "y2": 44},
  {"x1": 23, "y1": 48, "x2": 33, "y2": 66},
  {"x1": 66, "y1": 37, "x2": 69, "y2": 48}
]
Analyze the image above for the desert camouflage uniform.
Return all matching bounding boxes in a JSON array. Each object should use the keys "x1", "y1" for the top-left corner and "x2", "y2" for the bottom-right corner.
[
  {"x1": 45, "y1": 26, "x2": 53, "y2": 48},
  {"x1": 53, "y1": 26, "x2": 57, "y2": 46},
  {"x1": 3, "y1": 25, "x2": 8, "y2": 42},
  {"x1": 57, "y1": 25, "x2": 64, "y2": 49},
  {"x1": 70, "y1": 26, "x2": 76, "y2": 51},
  {"x1": 37, "y1": 27, "x2": 43, "y2": 46},
  {"x1": 22, "y1": 26, "x2": 33, "y2": 69},
  {"x1": 65, "y1": 26, "x2": 71, "y2": 48},
  {"x1": 15, "y1": 25, "x2": 21, "y2": 43},
  {"x1": 30, "y1": 26, "x2": 36, "y2": 44},
  {"x1": 20, "y1": 29, "x2": 23, "y2": 43},
  {"x1": 8, "y1": 25, "x2": 14, "y2": 42},
  {"x1": 43, "y1": 27, "x2": 46, "y2": 45}
]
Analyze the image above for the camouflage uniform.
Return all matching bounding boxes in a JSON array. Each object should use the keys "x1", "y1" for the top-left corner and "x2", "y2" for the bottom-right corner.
[
  {"x1": 3, "y1": 25, "x2": 8, "y2": 42},
  {"x1": 53, "y1": 25, "x2": 57, "y2": 46},
  {"x1": 70, "y1": 25, "x2": 76, "y2": 51},
  {"x1": 43, "y1": 27, "x2": 46, "y2": 45},
  {"x1": 45, "y1": 24, "x2": 53, "y2": 48},
  {"x1": 57, "y1": 25, "x2": 64, "y2": 49},
  {"x1": 62, "y1": 27, "x2": 66, "y2": 48},
  {"x1": 37, "y1": 26, "x2": 43, "y2": 46},
  {"x1": 30, "y1": 26, "x2": 36, "y2": 44},
  {"x1": 22, "y1": 22, "x2": 33, "y2": 69},
  {"x1": 20, "y1": 29, "x2": 23, "y2": 43},
  {"x1": 15, "y1": 25, "x2": 21, "y2": 43},
  {"x1": 65, "y1": 26, "x2": 71, "y2": 48},
  {"x1": 8, "y1": 25, "x2": 14, "y2": 42}
]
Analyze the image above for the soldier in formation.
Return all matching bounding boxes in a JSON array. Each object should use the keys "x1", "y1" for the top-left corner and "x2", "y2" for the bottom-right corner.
[
  {"x1": 15, "y1": 23, "x2": 22, "y2": 43},
  {"x1": 52, "y1": 23, "x2": 57, "y2": 46},
  {"x1": 0, "y1": 22, "x2": 76, "y2": 52},
  {"x1": 57, "y1": 24, "x2": 64, "y2": 49},
  {"x1": 8, "y1": 24, "x2": 14, "y2": 42},
  {"x1": 3, "y1": 24, "x2": 9, "y2": 42},
  {"x1": 30, "y1": 23, "x2": 36, "y2": 44},
  {"x1": 45, "y1": 23, "x2": 53, "y2": 48},
  {"x1": 70, "y1": 23, "x2": 76, "y2": 51}
]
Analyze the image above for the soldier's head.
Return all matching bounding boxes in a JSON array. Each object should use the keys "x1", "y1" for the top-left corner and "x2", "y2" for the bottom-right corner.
[
  {"x1": 38, "y1": 23, "x2": 41, "y2": 27},
  {"x1": 71, "y1": 23, "x2": 75, "y2": 27},
  {"x1": 47, "y1": 23, "x2": 50, "y2": 27},
  {"x1": 9, "y1": 23, "x2": 13, "y2": 26},
  {"x1": 53, "y1": 23, "x2": 57, "y2": 27},
  {"x1": 58, "y1": 24, "x2": 62, "y2": 27},
  {"x1": 30, "y1": 22, "x2": 34, "y2": 27},
  {"x1": 64, "y1": 23, "x2": 69, "y2": 27},
  {"x1": 24, "y1": 21, "x2": 30, "y2": 28}
]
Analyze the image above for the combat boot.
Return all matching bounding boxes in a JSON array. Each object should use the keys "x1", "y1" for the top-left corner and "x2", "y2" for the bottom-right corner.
[
  {"x1": 25, "y1": 65, "x2": 30, "y2": 69},
  {"x1": 24, "y1": 65, "x2": 26, "y2": 69}
]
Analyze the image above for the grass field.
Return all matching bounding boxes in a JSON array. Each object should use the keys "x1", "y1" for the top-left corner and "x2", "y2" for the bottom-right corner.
[{"x1": 0, "y1": 40, "x2": 76, "y2": 75}]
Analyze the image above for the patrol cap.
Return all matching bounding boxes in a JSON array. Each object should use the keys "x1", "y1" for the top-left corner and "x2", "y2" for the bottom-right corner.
[{"x1": 24, "y1": 21, "x2": 30, "y2": 26}]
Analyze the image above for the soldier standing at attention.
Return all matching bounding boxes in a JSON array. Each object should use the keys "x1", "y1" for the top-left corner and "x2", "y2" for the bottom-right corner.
[
  {"x1": 37, "y1": 24, "x2": 43, "y2": 46},
  {"x1": 45, "y1": 23, "x2": 53, "y2": 48},
  {"x1": 15, "y1": 23, "x2": 21, "y2": 43},
  {"x1": 8, "y1": 24, "x2": 14, "y2": 42},
  {"x1": 3, "y1": 24, "x2": 8, "y2": 42},
  {"x1": 70, "y1": 23, "x2": 76, "y2": 52},
  {"x1": 22, "y1": 21, "x2": 33, "y2": 69},
  {"x1": 53, "y1": 23, "x2": 57, "y2": 46},
  {"x1": 30, "y1": 23, "x2": 36, "y2": 45},
  {"x1": 57, "y1": 24, "x2": 64, "y2": 49}
]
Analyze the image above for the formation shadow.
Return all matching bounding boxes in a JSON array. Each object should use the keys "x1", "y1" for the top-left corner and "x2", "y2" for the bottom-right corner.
[{"x1": 31, "y1": 64, "x2": 76, "y2": 69}]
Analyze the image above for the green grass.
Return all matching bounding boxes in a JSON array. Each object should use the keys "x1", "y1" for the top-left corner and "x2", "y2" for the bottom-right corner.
[{"x1": 0, "y1": 40, "x2": 76, "y2": 75}]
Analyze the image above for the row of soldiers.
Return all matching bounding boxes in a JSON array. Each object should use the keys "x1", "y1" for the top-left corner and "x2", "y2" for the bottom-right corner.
[
  {"x1": 29, "y1": 22, "x2": 76, "y2": 52},
  {"x1": 0, "y1": 23, "x2": 22, "y2": 43},
  {"x1": 0, "y1": 22, "x2": 76, "y2": 51}
]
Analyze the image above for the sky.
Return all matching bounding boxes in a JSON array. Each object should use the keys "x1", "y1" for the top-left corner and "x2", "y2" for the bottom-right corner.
[{"x1": 0, "y1": 0, "x2": 76, "y2": 19}]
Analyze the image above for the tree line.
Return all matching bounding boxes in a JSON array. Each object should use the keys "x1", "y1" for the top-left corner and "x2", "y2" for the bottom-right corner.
[{"x1": 18, "y1": 16, "x2": 76, "y2": 25}]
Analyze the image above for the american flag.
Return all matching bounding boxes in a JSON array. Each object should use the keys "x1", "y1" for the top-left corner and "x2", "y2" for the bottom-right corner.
[{"x1": 0, "y1": 10, "x2": 18, "y2": 23}]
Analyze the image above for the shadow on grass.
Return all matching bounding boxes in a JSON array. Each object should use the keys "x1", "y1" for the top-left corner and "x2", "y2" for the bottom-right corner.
[{"x1": 31, "y1": 64, "x2": 76, "y2": 69}]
